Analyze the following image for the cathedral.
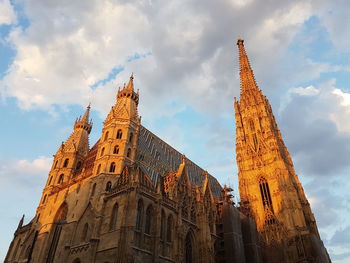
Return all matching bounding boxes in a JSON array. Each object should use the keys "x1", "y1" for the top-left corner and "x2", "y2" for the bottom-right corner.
[{"x1": 5, "y1": 40, "x2": 331, "y2": 263}]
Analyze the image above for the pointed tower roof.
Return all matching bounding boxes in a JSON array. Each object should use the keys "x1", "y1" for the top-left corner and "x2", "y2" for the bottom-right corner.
[
  {"x1": 126, "y1": 73, "x2": 134, "y2": 91},
  {"x1": 74, "y1": 104, "x2": 93, "y2": 134},
  {"x1": 237, "y1": 38, "x2": 259, "y2": 93},
  {"x1": 116, "y1": 73, "x2": 139, "y2": 106}
]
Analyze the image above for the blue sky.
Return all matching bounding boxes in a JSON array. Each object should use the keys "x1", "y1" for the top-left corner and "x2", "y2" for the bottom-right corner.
[{"x1": 1, "y1": 0, "x2": 350, "y2": 261}]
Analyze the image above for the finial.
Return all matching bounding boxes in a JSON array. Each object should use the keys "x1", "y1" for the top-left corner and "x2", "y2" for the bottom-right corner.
[
  {"x1": 237, "y1": 37, "x2": 244, "y2": 45},
  {"x1": 130, "y1": 72, "x2": 134, "y2": 80}
]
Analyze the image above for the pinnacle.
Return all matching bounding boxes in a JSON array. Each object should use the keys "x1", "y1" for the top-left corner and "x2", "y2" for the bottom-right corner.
[
  {"x1": 126, "y1": 72, "x2": 134, "y2": 91},
  {"x1": 237, "y1": 38, "x2": 259, "y2": 94},
  {"x1": 81, "y1": 103, "x2": 91, "y2": 123}
]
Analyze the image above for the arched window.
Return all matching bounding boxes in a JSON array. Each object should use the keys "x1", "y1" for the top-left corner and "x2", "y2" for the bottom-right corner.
[
  {"x1": 96, "y1": 164, "x2": 101, "y2": 174},
  {"x1": 91, "y1": 183, "x2": 96, "y2": 197},
  {"x1": 63, "y1": 158, "x2": 69, "y2": 168},
  {"x1": 42, "y1": 195, "x2": 47, "y2": 204},
  {"x1": 113, "y1": 145, "x2": 119, "y2": 154},
  {"x1": 76, "y1": 161, "x2": 82, "y2": 170},
  {"x1": 109, "y1": 162, "x2": 116, "y2": 173},
  {"x1": 129, "y1": 132, "x2": 134, "y2": 143},
  {"x1": 259, "y1": 178, "x2": 273, "y2": 209},
  {"x1": 104, "y1": 131, "x2": 109, "y2": 141},
  {"x1": 185, "y1": 232, "x2": 193, "y2": 263},
  {"x1": 58, "y1": 174, "x2": 64, "y2": 184},
  {"x1": 54, "y1": 160, "x2": 58, "y2": 169},
  {"x1": 81, "y1": 223, "x2": 89, "y2": 242},
  {"x1": 135, "y1": 200, "x2": 143, "y2": 230},
  {"x1": 144, "y1": 205, "x2": 153, "y2": 235},
  {"x1": 160, "y1": 210, "x2": 166, "y2": 241},
  {"x1": 127, "y1": 148, "x2": 131, "y2": 158},
  {"x1": 48, "y1": 176, "x2": 53, "y2": 185},
  {"x1": 109, "y1": 202, "x2": 119, "y2": 231},
  {"x1": 167, "y1": 215, "x2": 173, "y2": 242},
  {"x1": 105, "y1": 181, "x2": 112, "y2": 191},
  {"x1": 116, "y1": 129, "x2": 122, "y2": 139},
  {"x1": 100, "y1": 147, "x2": 105, "y2": 157},
  {"x1": 55, "y1": 202, "x2": 68, "y2": 222}
]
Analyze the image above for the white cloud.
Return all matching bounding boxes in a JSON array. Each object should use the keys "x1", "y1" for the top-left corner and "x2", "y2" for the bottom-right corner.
[{"x1": 0, "y1": 0, "x2": 16, "y2": 25}]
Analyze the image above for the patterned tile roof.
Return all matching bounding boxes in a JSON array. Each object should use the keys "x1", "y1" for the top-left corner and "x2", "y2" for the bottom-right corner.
[{"x1": 136, "y1": 125, "x2": 223, "y2": 199}]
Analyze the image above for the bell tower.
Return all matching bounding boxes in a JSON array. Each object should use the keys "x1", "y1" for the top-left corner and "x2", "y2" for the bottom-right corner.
[
  {"x1": 93, "y1": 73, "x2": 140, "y2": 176},
  {"x1": 234, "y1": 39, "x2": 330, "y2": 262}
]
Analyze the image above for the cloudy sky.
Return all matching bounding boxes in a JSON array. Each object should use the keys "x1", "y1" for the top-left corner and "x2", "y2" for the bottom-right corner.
[{"x1": 1, "y1": 0, "x2": 350, "y2": 261}]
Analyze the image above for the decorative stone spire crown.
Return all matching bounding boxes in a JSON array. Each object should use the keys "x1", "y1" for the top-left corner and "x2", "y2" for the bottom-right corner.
[
  {"x1": 117, "y1": 73, "x2": 139, "y2": 105},
  {"x1": 74, "y1": 104, "x2": 93, "y2": 134}
]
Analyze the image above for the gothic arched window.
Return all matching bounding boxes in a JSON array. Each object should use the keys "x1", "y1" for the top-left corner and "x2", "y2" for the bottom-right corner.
[
  {"x1": 105, "y1": 181, "x2": 112, "y2": 191},
  {"x1": 129, "y1": 132, "x2": 133, "y2": 143},
  {"x1": 259, "y1": 178, "x2": 273, "y2": 209},
  {"x1": 144, "y1": 205, "x2": 153, "y2": 235},
  {"x1": 109, "y1": 202, "x2": 119, "y2": 231},
  {"x1": 96, "y1": 164, "x2": 101, "y2": 174},
  {"x1": 81, "y1": 223, "x2": 88, "y2": 242},
  {"x1": 109, "y1": 162, "x2": 116, "y2": 173},
  {"x1": 104, "y1": 131, "x2": 109, "y2": 141},
  {"x1": 63, "y1": 158, "x2": 69, "y2": 168},
  {"x1": 48, "y1": 176, "x2": 53, "y2": 185},
  {"x1": 166, "y1": 214, "x2": 173, "y2": 242},
  {"x1": 91, "y1": 183, "x2": 96, "y2": 197},
  {"x1": 135, "y1": 199, "x2": 143, "y2": 230},
  {"x1": 127, "y1": 148, "x2": 131, "y2": 158},
  {"x1": 185, "y1": 232, "x2": 193, "y2": 263},
  {"x1": 101, "y1": 147, "x2": 105, "y2": 157},
  {"x1": 116, "y1": 129, "x2": 122, "y2": 139},
  {"x1": 76, "y1": 161, "x2": 82, "y2": 170},
  {"x1": 113, "y1": 145, "x2": 119, "y2": 154},
  {"x1": 58, "y1": 174, "x2": 64, "y2": 184},
  {"x1": 42, "y1": 195, "x2": 47, "y2": 204},
  {"x1": 160, "y1": 210, "x2": 166, "y2": 241}
]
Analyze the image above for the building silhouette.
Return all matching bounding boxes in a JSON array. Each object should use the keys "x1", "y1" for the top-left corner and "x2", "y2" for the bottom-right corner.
[{"x1": 5, "y1": 40, "x2": 330, "y2": 263}]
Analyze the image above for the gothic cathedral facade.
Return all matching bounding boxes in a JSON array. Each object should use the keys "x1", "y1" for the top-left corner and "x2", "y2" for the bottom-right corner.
[{"x1": 5, "y1": 40, "x2": 330, "y2": 263}]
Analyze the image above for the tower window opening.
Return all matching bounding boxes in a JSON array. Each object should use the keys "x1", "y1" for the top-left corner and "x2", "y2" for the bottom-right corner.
[
  {"x1": 101, "y1": 147, "x2": 105, "y2": 157},
  {"x1": 135, "y1": 199, "x2": 143, "y2": 230},
  {"x1": 63, "y1": 158, "x2": 69, "y2": 168},
  {"x1": 167, "y1": 214, "x2": 173, "y2": 242},
  {"x1": 76, "y1": 161, "x2": 82, "y2": 170},
  {"x1": 116, "y1": 129, "x2": 122, "y2": 139},
  {"x1": 160, "y1": 210, "x2": 166, "y2": 241},
  {"x1": 105, "y1": 181, "x2": 112, "y2": 191},
  {"x1": 259, "y1": 178, "x2": 273, "y2": 209},
  {"x1": 109, "y1": 202, "x2": 119, "y2": 231},
  {"x1": 42, "y1": 195, "x2": 47, "y2": 204},
  {"x1": 144, "y1": 205, "x2": 153, "y2": 235},
  {"x1": 58, "y1": 174, "x2": 64, "y2": 184},
  {"x1": 48, "y1": 176, "x2": 53, "y2": 185},
  {"x1": 109, "y1": 162, "x2": 116, "y2": 173},
  {"x1": 96, "y1": 164, "x2": 101, "y2": 174},
  {"x1": 127, "y1": 148, "x2": 131, "y2": 158},
  {"x1": 81, "y1": 223, "x2": 89, "y2": 242},
  {"x1": 91, "y1": 183, "x2": 96, "y2": 197},
  {"x1": 129, "y1": 132, "x2": 133, "y2": 143},
  {"x1": 104, "y1": 131, "x2": 109, "y2": 141},
  {"x1": 113, "y1": 145, "x2": 119, "y2": 154}
]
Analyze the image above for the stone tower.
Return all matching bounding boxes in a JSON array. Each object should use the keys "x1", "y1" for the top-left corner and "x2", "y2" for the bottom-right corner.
[
  {"x1": 234, "y1": 39, "x2": 331, "y2": 263},
  {"x1": 93, "y1": 73, "x2": 140, "y2": 176}
]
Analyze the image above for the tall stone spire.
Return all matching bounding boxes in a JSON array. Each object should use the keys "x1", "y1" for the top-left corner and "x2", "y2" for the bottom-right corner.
[
  {"x1": 237, "y1": 38, "x2": 259, "y2": 93},
  {"x1": 234, "y1": 39, "x2": 330, "y2": 263},
  {"x1": 74, "y1": 104, "x2": 92, "y2": 134}
]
